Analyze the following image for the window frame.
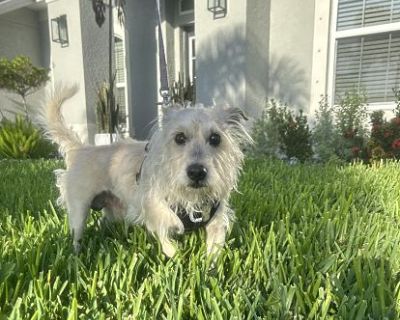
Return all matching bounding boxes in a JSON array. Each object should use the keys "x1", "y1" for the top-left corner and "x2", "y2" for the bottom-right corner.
[{"x1": 328, "y1": 0, "x2": 400, "y2": 111}]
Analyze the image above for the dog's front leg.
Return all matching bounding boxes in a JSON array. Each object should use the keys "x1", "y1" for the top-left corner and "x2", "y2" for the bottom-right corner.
[
  {"x1": 143, "y1": 198, "x2": 184, "y2": 258},
  {"x1": 206, "y1": 204, "x2": 230, "y2": 258}
]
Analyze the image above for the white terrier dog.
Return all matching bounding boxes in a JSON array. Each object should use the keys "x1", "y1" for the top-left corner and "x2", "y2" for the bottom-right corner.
[{"x1": 39, "y1": 86, "x2": 251, "y2": 258}]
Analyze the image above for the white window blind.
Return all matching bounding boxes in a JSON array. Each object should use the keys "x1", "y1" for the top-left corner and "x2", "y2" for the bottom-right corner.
[
  {"x1": 337, "y1": 0, "x2": 400, "y2": 31},
  {"x1": 335, "y1": 31, "x2": 400, "y2": 103},
  {"x1": 114, "y1": 37, "x2": 125, "y2": 84}
]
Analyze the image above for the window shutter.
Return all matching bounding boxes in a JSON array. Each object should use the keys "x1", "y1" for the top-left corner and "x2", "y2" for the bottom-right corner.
[
  {"x1": 335, "y1": 31, "x2": 400, "y2": 103},
  {"x1": 337, "y1": 0, "x2": 400, "y2": 30}
]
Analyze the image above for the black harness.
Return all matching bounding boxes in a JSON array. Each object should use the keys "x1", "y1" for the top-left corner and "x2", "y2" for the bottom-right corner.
[{"x1": 174, "y1": 202, "x2": 220, "y2": 232}]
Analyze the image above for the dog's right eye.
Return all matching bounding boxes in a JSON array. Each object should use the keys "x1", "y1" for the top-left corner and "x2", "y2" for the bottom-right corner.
[{"x1": 174, "y1": 132, "x2": 187, "y2": 145}]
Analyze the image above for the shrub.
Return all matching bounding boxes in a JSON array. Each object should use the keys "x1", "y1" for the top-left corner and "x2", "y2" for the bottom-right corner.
[
  {"x1": 251, "y1": 99, "x2": 313, "y2": 162},
  {"x1": 250, "y1": 99, "x2": 283, "y2": 158},
  {"x1": 279, "y1": 109, "x2": 313, "y2": 162},
  {"x1": 0, "y1": 56, "x2": 49, "y2": 118},
  {"x1": 0, "y1": 116, "x2": 56, "y2": 159},
  {"x1": 368, "y1": 111, "x2": 400, "y2": 161},
  {"x1": 335, "y1": 91, "x2": 368, "y2": 161},
  {"x1": 312, "y1": 97, "x2": 340, "y2": 162}
]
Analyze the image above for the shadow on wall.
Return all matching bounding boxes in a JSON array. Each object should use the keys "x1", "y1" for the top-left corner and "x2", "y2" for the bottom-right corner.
[
  {"x1": 196, "y1": 27, "x2": 309, "y2": 115},
  {"x1": 196, "y1": 26, "x2": 249, "y2": 110},
  {"x1": 268, "y1": 54, "x2": 308, "y2": 111}
]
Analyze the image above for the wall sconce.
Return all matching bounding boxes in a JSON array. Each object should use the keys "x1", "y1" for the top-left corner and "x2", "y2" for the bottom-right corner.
[
  {"x1": 51, "y1": 15, "x2": 69, "y2": 47},
  {"x1": 207, "y1": 0, "x2": 227, "y2": 19}
]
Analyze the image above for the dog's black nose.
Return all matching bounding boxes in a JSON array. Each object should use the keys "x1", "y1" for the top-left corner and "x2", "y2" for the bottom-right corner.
[{"x1": 187, "y1": 164, "x2": 207, "y2": 182}]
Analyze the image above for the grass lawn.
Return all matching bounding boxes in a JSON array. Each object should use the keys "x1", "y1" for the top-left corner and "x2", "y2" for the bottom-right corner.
[{"x1": 0, "y1": 159, "x2": 400, "y2": 319}]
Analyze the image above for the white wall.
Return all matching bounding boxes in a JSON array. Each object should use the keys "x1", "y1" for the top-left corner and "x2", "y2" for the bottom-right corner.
[
  {"x1": 47, "y1": 0, "x2": 89, "y2": 141},
  {"x1": 47, "y1": 0, "x2": 108, "y2": 143},
  {"x1": 79, "y1": 0, "x2": 109, "y2": 142},
  {"x1": 269, "y1": 0, "x2": 316, "y2": 112},
  {"x1": 195, "y1": 0, "x2": 248, "y2": 111}
]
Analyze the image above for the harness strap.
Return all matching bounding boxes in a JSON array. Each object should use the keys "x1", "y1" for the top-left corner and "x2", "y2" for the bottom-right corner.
[{"x1": 135, "y1": 143, "x2": 149, "y2": 183}]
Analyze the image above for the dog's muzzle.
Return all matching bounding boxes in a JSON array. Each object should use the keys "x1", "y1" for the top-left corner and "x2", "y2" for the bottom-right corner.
[{"x1": 187, "y1": 164, "x2": 207, "y2": 188}]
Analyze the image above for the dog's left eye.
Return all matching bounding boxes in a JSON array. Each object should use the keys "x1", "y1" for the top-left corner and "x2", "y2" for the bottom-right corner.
[
  {"x1": 209, "y1": 133, "x2": 221, "y2": 147},
  {"x1": 174, "y1": 132, "x2": 187, "y2": 145}
]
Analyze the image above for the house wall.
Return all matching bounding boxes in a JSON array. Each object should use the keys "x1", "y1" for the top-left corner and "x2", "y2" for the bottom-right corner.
[
  {"x1": 47, "y1": 0, "x2": 109, "y2": 143},
  {"x1": 79, "y1": 0, "x2": 109, "y2": 141},
  {"x1": 195, "y1": 0, "x2": 248, "y2": 110},
  {"x1": 245, "y1": 0, "x2": 270, "y2": 116},
  {"x1": 0, "y1": 8, "x2": 46, "y2": 118},
  {"x1": 124, "y1": 0, "x2": 158, "y2": 140},
  {"x1": 47, "y1": 0, "x2": 89, "y2": 141},
  {"x1": 309, "y1": 1, "x2": 332, "y2": 116},
  {"x1": 268, "y1": 0, "x2": 316, "y2": 112}
]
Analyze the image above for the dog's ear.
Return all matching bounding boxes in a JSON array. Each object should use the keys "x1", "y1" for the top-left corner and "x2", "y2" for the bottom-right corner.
[{"x1": 215, "y1": 105, "x2": 249, "y2": 126}]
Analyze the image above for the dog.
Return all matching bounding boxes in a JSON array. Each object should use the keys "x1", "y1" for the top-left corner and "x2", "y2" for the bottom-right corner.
[{"x1": 39, "y1": 86, "x2": 251, "y2": 258}]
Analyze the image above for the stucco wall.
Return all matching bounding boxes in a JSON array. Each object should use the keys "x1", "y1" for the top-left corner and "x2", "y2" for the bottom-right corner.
[
  {"x1": 0, "y1": 8, "x2": 42, "y2": 65},
  {"x1": 245, "y1": 0, "x2": 270, "y2": 116},
  {"x1": 47, "y1": 0, "x2": 89, "y2": 141},
  {"x1": 125, "y1": 0, "x2": 158, "y2": 140},
  {"x1": 0, "y1": 8, "x2": 47, "y2": 119},
  {"x1": 79, "y1": 0, "x2": 109, "y2": 142},
  {"x1": 269, "y1": 0, "x2": 316, "y2": 112},
  {"x1": 195, "y1": 0, "x2": 247, "y2": 109}
]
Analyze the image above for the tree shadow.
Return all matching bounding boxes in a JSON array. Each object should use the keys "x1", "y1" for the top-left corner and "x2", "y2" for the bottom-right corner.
[{"x1": 196, "y1": 26, "x2": 310, "y2": 116}]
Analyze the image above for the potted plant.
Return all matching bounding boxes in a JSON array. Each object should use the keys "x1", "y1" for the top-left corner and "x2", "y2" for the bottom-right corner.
[{"x1": 94, "y1": 79, "x2": 119, "y2": 145}]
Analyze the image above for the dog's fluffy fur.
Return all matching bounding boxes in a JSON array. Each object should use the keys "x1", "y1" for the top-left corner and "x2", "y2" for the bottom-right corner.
[{"x1": 39, "y1": 86, "x2": 251, "y2": 257}]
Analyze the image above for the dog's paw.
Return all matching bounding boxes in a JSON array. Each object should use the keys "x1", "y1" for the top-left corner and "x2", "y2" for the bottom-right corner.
[
  {"x1": 73, "y1": 241, "x2": 82, "y2": 254},
  {"x1": 161, "y1": 240, "x2": 177, "y2": 258}
]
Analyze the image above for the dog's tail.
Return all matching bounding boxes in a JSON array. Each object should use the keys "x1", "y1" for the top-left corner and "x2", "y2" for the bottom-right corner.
[{"x1": 38, "y1": 85, "x2": 83, "y2": 156}]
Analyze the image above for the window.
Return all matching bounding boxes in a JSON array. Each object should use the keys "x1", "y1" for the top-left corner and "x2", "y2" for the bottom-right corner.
[
  {"x1": 114, "y1": 36, "x2": 128, "y2": 133},
  {"x1": 114, "y1": 37, "x2": 125, "y2": 83},
  {"x1": 332, "y1": 0, "x2": 400, "y2": 104},
  {"x1": 188, "y1": 35, "x2": 196, "y2": 83}
]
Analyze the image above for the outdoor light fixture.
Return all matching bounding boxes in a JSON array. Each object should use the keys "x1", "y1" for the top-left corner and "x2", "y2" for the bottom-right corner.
[
  {"x1": 51, "y1": 15, "x2": 69, "y2": 47},
  {"x1": 207, "y1": 0, "x2": 227, "y2": 18}
]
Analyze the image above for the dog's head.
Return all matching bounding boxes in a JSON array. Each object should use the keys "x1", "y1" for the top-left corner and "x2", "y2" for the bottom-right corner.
[{"x1": 143, "y1": 105, "x2": 252, "y2": 204}]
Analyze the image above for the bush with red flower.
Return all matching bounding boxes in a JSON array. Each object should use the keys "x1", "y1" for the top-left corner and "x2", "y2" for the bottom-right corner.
[
  {"x1": 368, "y1": 109, "x2": 400, "y2": 160},
  {"x1": 334, "y1": 91, "x2": 368, "y2": 162}
]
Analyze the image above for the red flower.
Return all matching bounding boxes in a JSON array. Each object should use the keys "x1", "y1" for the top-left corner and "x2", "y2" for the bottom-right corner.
[{"x1": 391, "y1": 139, "x2": 400, "y2": 149}]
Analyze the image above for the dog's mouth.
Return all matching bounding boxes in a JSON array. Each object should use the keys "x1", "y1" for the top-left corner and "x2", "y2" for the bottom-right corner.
[{"x1": 188, "y1": 181, "x2": 207, "y2": 189}]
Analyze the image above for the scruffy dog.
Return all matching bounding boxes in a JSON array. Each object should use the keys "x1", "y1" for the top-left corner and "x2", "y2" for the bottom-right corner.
[{"x1": 39, "y1": 86, "x2": 251, "y2": 258}]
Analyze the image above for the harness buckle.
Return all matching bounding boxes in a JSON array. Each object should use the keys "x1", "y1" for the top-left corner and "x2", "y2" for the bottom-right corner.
[{"x1": 188, "y1": 211, "x2": 203, "y2": 223}]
